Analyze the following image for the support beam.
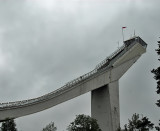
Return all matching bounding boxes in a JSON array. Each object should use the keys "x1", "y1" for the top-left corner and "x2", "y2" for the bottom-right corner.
[{"x1": 91, "y1": 81, "x2": 120, "y2": 131}]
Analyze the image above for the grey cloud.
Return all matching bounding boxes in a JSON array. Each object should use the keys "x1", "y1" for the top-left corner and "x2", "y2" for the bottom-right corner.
[{"x1": 0, "y1": 0, "x2": 160, "y2": 131}]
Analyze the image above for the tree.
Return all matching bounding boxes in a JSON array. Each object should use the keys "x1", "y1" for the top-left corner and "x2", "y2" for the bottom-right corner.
[
  {"x1": 67, "y1": 114, "x2": 101, "y2": 131},
  {"x1": 151, "y1": 39, "x2": 160, "y2": 107},
  {"x1": 0, "y1": 118, "x2": 17, "y2": 131},
  {"x1": 42, "y1": 121, "x2": 57, "y2": 131},
  {"x1": 120, "y1": 113, "x2": 154, "y2": 131},
  {"x1": 155, "y1": 120, "x2": 160, "y2": 131}
]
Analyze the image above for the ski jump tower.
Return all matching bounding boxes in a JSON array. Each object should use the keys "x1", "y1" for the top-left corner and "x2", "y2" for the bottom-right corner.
[{"x1": 0, "y1": 36, "x2": 147, "y2": 131}]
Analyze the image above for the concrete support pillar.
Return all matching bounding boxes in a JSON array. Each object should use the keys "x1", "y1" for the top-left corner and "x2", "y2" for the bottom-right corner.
[{"x1": 91, "y1": 81, "x2": 120, "y2": 131}]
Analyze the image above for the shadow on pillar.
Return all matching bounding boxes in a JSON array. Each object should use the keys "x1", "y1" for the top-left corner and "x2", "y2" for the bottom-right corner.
[{"x1": 91, "y1": 81, "x2": 120, "y2": 131}]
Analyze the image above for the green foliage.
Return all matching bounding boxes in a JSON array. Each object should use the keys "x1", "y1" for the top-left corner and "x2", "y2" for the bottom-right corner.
[
  {"x1": 0, "y1": 118, "x2": 17, "y2": 131},
  {"x1": 155, "y1": 120, "x2": 160, "y2": 131},
  {"x1": 120, "y1": 113, "x2": 154, "y2": 131},
  {"x1": 42, "y1": 122, "x2": 57, "y2": 131},
  {"x1": 67, "y1": 114, "x2": 101, "y2": 131},
  {"x1": 151, "y1": 40, "x2": 160, "y2": 107}
]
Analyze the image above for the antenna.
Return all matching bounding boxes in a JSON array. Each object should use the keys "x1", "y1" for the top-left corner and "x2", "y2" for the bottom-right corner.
[
  {"x1": 117, "y1": 41, "x2": 119, "y2": 49},
  {"x1": 134, "y1": 30, "x2": 136, "y2": 36}
]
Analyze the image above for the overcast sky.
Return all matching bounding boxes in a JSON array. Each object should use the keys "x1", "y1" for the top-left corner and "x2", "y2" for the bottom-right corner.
[{"x1": 0, "y1": 0, "x2": 160, "y2": 130}]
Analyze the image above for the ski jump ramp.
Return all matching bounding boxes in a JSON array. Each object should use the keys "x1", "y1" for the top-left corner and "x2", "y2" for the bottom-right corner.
[{"x1": 0, "y1": 36, "x2": 147, "y2": 131}]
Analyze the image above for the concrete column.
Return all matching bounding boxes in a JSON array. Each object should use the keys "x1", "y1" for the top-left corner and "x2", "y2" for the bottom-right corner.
[{"x1": 91, "y1": 81, "x2": 120, "y2": 131}]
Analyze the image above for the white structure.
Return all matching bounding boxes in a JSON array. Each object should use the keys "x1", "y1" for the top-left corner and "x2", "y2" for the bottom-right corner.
[{"x1": 0, "y1": 36, "x2": 147, "y2": 131}]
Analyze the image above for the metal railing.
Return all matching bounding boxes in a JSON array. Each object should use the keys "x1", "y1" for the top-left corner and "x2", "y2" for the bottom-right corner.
[
  {"x1": 0, "y1": 36, "x2": 147, "y2": 109},
  {"x1": 95, "y1": 44, "x2": 125, "y2": 69}
]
